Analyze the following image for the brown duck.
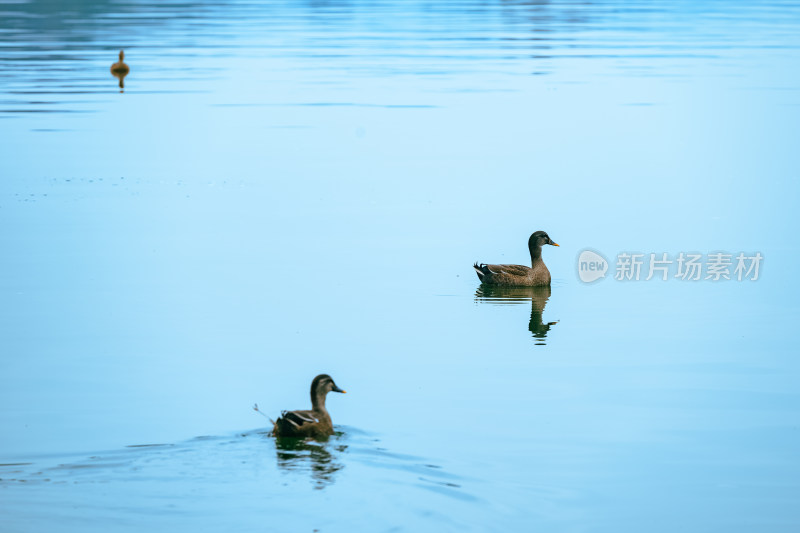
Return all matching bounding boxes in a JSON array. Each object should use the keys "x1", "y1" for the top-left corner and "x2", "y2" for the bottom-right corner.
[
  {"x1": 110, "y1": 50, "x2": 130, "y2": 90},
  {"x1": 474, "y1": 230, "x2": 559, "y2": 286},
  {"x1": 272, "y1": 374, "x2": 346, "y2": 439}
]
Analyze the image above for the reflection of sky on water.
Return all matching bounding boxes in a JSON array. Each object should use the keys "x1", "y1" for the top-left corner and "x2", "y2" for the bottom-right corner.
[
  {"x1": 1, "y1": 1, "x2": 800, "y2": 531},
  {"x1": 0, "y1": 428, "x2": 473, "y2": 530}
]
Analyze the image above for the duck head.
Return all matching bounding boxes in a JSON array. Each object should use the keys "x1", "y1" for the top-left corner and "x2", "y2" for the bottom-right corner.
[
  {"x1": 310, "y1": 374, "x2": 346, "y2": 410},
  {"x1": 529, "y1": 230, "x2": 559, "y2": 249},
  {"x1": 311, "y1": 374, "x2": 346, "y2": 395}
]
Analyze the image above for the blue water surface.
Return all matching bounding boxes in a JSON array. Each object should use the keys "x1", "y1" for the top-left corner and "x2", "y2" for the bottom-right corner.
[{"x1": 1, "y1": 1, "x2": 800, "y2": 531}]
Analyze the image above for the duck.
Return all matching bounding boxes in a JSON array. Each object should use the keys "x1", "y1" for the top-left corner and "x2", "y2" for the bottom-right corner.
[
  {"x1": 474, "y1": 230, "x2": 559, "y2": 286},
  {"x1": 110, "y1": 50, "x2": 129, "y2": 90},
  {"x1": 272, "y1": 374, "x2": 346, "y2": 439},
  {"x1": 110, "y1": 50, "x2": 130, "y2": 76}
]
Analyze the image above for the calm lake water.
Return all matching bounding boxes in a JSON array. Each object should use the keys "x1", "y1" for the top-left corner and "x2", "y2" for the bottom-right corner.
[{"x1": 2, "y1": 0, "x2": 800, "y2": 531}]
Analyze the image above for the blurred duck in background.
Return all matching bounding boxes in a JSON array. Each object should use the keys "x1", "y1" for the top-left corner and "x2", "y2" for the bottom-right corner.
[{"x1": 110, "y1": 50, "x2": 130, "y2": 92}]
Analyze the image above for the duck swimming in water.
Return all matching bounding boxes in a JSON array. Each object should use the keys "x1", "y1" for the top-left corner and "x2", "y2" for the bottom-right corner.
[
  {"x1": 474, "y1": 230, "x2": 559, "y2": 286},
  {"x1": 272, "y1": 374, "x2": 346, "y2": 439},
  {"x1": 110, "y1": 50, "x2": 129, "y2": 90}
]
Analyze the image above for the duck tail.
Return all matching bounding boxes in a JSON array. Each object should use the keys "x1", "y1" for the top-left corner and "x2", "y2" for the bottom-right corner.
[
  {"x1": 272, "y1": 416, "x2": 286, "y2": 436},
  {"x1": 473, "y1": 262, "x2": 488, "y2": 282}
]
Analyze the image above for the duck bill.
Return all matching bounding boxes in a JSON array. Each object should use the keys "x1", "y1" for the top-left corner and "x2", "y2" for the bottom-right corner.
[
  {"x1": 551, "y1": 242, "x2": 560, "y2": 247},
  {"x1": 332, "y1": 386, "x2": 346, "y2": 394}
]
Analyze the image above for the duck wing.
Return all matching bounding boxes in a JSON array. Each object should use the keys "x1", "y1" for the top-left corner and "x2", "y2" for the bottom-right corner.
[
  {"x1": 489, "y1": 264, "x2": 531, "y2": 276},
  {"x1": 278, "y1": 409, "x2": 319, "y2": 430},
  {"x1": 474, "y1": 262, "x2": 531, "y2": 281}
]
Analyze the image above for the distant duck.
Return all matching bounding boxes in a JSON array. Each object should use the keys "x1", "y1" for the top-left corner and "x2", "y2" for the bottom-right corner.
[
  {"x1": 474, "y1": 231, "x2": 559, "y2": 286},
  {"x1": 110, "y1": 50, "x2": 130, "y2": 91},
  {"x1": 272, "y1": 374, "x2": 346, "y2": 439}
]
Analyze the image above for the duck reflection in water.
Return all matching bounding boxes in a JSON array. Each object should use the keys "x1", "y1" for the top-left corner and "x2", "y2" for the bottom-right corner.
[
  {"x1": 110, "y1": 50, "x2": 129, "y2": 92},
  {"x1": 475, "y1": 285, "x2": 558, "y2": 345},
  {"x1": 274, "y1": 435, "x2": 348, "y2": 490}
]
